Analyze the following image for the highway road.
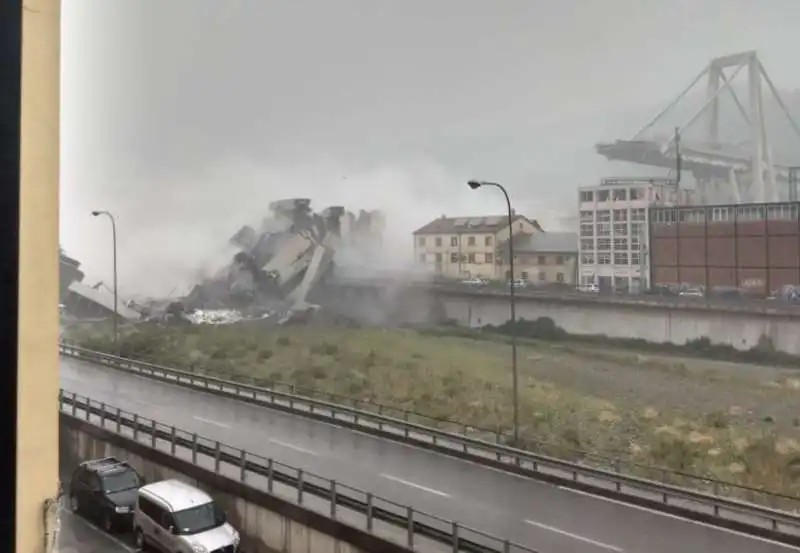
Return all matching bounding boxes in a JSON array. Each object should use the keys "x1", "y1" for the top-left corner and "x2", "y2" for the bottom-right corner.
[{"x1": 61, "y1": 356, "x2": 799, "y2": 553}]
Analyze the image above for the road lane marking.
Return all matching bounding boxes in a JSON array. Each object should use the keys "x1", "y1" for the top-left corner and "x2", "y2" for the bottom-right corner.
[
  {"x1": 269, "y1": 439, "x2": 317, "y2": 456},
  {"x1": 193, "y1": 415, "x2": 231, "y2": 429},
  {"x1": 380, "y1": 473, "x2": 451, "y2": 497},
  {"x1": 60, "y1": 508, "x2": 138, "y2": 552},
  {"x1": 524, "y1": 518, "x2": 624, "y2": 552},
  {"x1": 560, "y1": 487, "x2": 800, "y2": 551}
]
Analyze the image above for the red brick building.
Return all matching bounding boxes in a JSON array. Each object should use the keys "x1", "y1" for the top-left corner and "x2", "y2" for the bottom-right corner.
[{"x1": 648, "y1": 202, "x2": 800, "y2": 296}]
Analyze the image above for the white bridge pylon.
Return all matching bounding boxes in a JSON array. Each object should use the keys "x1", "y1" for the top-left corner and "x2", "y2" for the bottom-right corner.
[{"x1": 628, "y1": 51, "x2": 800, "y2": 203}]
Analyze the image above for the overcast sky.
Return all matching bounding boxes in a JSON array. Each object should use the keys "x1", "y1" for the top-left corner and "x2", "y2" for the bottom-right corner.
[{"x1": 60, "y1": 0, "x2": 800, "y2": 296}]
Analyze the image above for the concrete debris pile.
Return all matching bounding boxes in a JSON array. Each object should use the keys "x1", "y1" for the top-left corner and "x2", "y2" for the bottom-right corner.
[
  {"x1": 184, "y1": 198, "x2": 384, "y2": 322},
  {"x1": 186, "y1": 309, "x2": 245, "y2": 325}
]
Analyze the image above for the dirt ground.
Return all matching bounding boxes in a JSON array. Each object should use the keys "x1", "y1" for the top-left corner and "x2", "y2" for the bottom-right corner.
[{"x1": 513, "y1": 341, "x2": 800, "y2": 431}]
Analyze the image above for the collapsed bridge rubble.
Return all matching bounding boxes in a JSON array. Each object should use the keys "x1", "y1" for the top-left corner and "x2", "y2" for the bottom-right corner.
[{"x1": 181, "y1": 198, "x2": 385, "y2": 324}]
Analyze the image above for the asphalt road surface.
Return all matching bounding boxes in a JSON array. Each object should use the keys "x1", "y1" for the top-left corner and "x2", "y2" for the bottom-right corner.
[
  {"x1": 57, "y1": 506, "x2": 135, "y2": 553},
  {"x1": 61, "y1": 356, "x2": 800, "y2": 553}
]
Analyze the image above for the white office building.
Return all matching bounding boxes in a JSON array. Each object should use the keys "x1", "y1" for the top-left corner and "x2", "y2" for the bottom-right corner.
[{"x1": 577, "y1": 178, "x2": 695, "y2": 292}]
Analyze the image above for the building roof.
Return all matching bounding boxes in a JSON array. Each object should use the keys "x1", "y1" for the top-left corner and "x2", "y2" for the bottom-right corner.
[
  {"x1": 413, "y1": 214, "x2": 536, "y2": 235},
  {"x1": 500, "y1": 231, "x2": 578, "y2": 254}
]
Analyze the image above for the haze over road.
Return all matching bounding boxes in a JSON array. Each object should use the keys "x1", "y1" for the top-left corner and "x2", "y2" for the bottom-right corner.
[{"x1": 61, "y1": 356, "x2": 800, "y2": 553}]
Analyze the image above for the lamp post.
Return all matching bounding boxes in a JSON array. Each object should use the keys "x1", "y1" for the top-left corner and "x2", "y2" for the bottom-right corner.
[
  {"x1": 91, "y1": 210, "x2": 119, "y2": 354},
  {"x1": 467, "y1": 179, "x2": 519, "y2": 445}
]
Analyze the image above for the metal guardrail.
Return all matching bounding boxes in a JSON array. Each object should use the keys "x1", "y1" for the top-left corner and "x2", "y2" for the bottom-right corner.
[
  {"x1": 59, "y1": 343, "x2": 800, "y2": 539},
  {"x1": 59, "y1": 390, "x2": 538, "y2": 553}
]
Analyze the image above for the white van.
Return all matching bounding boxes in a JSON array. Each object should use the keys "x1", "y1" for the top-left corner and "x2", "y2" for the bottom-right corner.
[{"x1": 133, "y1": 479, "x2": 240, "y2": 553}]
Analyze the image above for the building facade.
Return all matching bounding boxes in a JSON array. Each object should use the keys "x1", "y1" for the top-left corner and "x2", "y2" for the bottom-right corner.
[
  {"x1": 413, "y1": 214, "x2": 540, "y2": 279},
  {"x1": 17, "y1": 1, "x2": 61, "y2": 552},
  {"x1": 578, "y1": 178, "x2": 695, "y2": 292},
  {"x1": 649, "y1": 201, "x2": 800, "y2": 296},
  {"x1": 499, "y1": 232, "x2": 579, "y2": 285}
]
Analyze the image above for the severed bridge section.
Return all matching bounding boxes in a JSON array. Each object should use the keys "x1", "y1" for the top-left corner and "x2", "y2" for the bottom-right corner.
[{"x1": 596, "y1": 51, "x2": 800, "y2": 204}]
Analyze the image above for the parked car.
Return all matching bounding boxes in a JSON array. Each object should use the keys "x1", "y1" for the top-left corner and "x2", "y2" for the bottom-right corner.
[
  {"x1": 68, "y1": 456, "x2": 143, "y2": 533},
  {"x1": 577, "y1": 283, "x2": 599, "y2": 293},
  {"x1": 679, "y1": 288, "x2": 704, "y2": 298},
  {"x1": 461, "y1": 277, "x2": 488, "y2": 287},
  {"x1": 134, "y1": 479, "x2": 240, "y2": 553},
  {"x1": 508, "y1": 279, "x2": 528, "y2": 289}
]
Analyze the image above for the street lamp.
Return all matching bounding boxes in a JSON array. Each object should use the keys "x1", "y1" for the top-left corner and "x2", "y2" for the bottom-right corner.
[
  {"x1": 467, "y1": 179, "x2": 520, "y2": 445},
  {"x1": 91, "y1": 210, "x2": 119, "y2": 354}
]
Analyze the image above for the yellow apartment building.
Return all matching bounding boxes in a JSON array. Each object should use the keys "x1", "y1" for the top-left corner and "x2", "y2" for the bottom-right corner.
[
  {"x1": 498, "y1": 232, "x2": 579, "y2": 285},
  {"x1": 412, "y1": 214, "x2": 541, "y2": 279}
]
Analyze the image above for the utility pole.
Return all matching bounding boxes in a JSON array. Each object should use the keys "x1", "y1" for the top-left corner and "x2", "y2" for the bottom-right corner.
[
  {"x1": 91, "y1": 210, "x2": 119, "y2": 354},
  {"x1": 467, "y1": 180, "x2": 520, "y2": 445}
]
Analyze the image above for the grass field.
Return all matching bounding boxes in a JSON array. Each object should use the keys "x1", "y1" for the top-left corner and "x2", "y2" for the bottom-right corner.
[{"x1": 67, "y1": 322, "x2": 800, "y2": 500}]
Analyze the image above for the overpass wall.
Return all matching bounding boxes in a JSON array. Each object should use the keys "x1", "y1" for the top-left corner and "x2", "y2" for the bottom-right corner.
[
  {"x1": 60, "y1": 414, "x2": 408, "y2": 553},
  {"x1": 438, "y1": 295, "x2": 800, "y2": 354}
]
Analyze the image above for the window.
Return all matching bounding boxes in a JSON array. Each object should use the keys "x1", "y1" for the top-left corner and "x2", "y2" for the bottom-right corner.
[
  {"x1": 596, "y1": 223, "x2": 611, "y2": 237},
  {"x1": 711, "y1": 207, "x2": 732, "y2": 222},
  {"x1": 612, "y1": 188, "x2": 627, "y2": 201},
  {"x1": 580, "y1": 210, "x2": 594, "y2": 222},
  {"x1": 679, "y1": 208, "x2": 706, "y2": 223},
  {"x1": 579, "y1": 190, "x2": 594, "y2": 202},
  {"x1": 418, "y1": 237, "x2": 425, "y2": 246},
  {"x1": 537, "y1": 255, "x2": 546, "y2": 265},
  {"x1": 766, "y1": 204, "x2": 793, "y2": 221},
  {"x1": 630, "y1": 222, "x2": 644, "y2": 237},
  {"x1": 485, "y1": 253, "x2": 493, "y2": 264},
  {"x1": 631, "y1": 252, "x2": 641, "y2": 265},
  {"x1": 596, "y1": 210, "x2": 611, "y2": 222},
  {"x1": 172, "y1": 503, "x2": 226, "y2": 536},
  {"x1": 629, "y1": 187, "x2": 644, "y2": 200},
  {"x1": 631, "y1": 208, "x2": 646, "y2": 221},
  {"x1": 613, "y1": 238, "x2": 628, "y2": 250},
  {"x1": 450, "y1": 236, "x2": 458, "y2": 246},
  {"x1": 450, "y1": 253, "x2": 458, "y2": 263},
  {"x1": 580, "y1": 239, "x2": 593, "y2": 251},
  {"x1": 435, "y1": 253, "x2": 442, "y2": 263},
  {"x1": 418, "y1": 254, "x2": 426, "y2": 263},
  {"x1": 137, "y1": 496, "x2": 166, "y2": 523},
  {"x1": 555, "y1": 256, "x2": 564, "y2": 265},
  {"x1": 538, "y1": 271, "x2": 546, "y2": 282},
  {"x1": 519, "y1": 222, "x2": 524, "y2": 230},
  {"x1": 467, "y1": 253, "x2": 476, "y2": 263},
  {"x1": 735, "y1": 206, "x2": 764, "y2": 221},
  {"x1": 614, "y1": 252, "x2": 629, "y2": 265},
  {"x1": 613, "y1": 223, "x2": 628, "y2": 236},
  {"x1": 579, "y1": 224, "x2": 594, "y2": 237},
  {"x1": 485, "y1": 236, "x2": 493, "y2": 246},
  {"x1": 521, "y1": 271, "x2": 529, "y2": 280},
  {"x1": 435, "y1": 237, "x2": 442, "y2": 247},
  {"x1": 556, "y1": 272, "x2": 565, "y2": 283},
  {"x1": 630, "y1": 237, "x2": 640, "y2": 251},
  {"x1": 101, "y1": 471, "x2": 140, "y2": 493},
  {"x1": 598, "y1": 253, "x2": 611, "y2": 264},
  {"x1": 160, "y1": 511, "x2": 177, "y2": 531},
  {"x1": 613, "y1": 209, "x2": 628, "y2": 222},
  {"x1": 467, "y1": 236, "x2": 476, "y2": 246},
  {"x1": 581, "y1": 254, "x2": 595, "y2": 264},
  {"x1": 597, "y1": 238, "x2": 611, "y2": 251},
  {"x1": 596, "y1": 189, "x2": 610, "y2": 202}
]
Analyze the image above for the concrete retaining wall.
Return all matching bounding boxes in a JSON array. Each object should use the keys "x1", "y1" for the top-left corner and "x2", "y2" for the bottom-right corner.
[
  {"x1": 317, "y1": 283, "x2": 800, "y2": 355},
  {"x1": 439, "y1": 295, "x2": 800, "y2": 355},
  {"x1": 60, "y1": 414, "x2": 409, "y2": 553}
]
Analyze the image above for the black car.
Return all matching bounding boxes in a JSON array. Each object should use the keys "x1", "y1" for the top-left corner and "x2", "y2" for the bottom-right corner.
[{"x1": 68, "y1": 456, "x2": 143, "y2": 532}]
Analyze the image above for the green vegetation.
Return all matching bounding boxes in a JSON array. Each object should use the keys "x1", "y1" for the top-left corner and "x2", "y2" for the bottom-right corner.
[{"x1": 67, "y1": 320, "x2": 800, "y2": 505}]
